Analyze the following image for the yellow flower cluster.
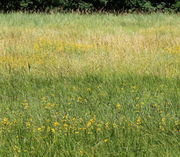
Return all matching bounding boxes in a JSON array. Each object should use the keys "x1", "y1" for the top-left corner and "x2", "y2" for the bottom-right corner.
[
  {"x1": 165, "y1": 46, "x2": 180, "y2": 54},
  {"x1": 86, "y1": 116, "x2": 96, "y2": 127},
  {"x1": 33, "y1": 37, "x2": 95, "y2": 53},
  {"x1": 0, "y1": 54, "x2": 44, "y2": 70}
]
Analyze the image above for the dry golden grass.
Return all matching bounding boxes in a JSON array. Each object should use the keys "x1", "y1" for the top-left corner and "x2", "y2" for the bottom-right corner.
[{"x1": 0, "y1": 13, "x2": 179, "y2": 78}]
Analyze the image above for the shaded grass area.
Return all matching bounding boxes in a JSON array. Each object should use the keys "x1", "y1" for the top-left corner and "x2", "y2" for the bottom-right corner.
[{"x1": 1, "y1": 72, "x2": 179, "y2": 106}]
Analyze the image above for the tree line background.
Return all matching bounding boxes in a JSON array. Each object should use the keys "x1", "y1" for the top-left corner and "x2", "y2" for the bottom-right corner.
[{"x1": 0, "y1": 0, "x2": 180, "y2": 12}]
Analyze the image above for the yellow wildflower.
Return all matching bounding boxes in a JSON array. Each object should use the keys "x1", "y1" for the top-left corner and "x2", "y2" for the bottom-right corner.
[
  {"x1": 48, "y1": 127, "x2": 56, "y2": 133},
  {"x1": 53, "y1": 122, "x2": 60, "y2": 127},
  {"x1": 75, "y1": 131, "x2": 80, "y2": 134},
  {"x1": 2, "y1": 118, "x2": 9, "y2": 125},
  {"x1": 86, "y1": 116, "x2": 96, "y2": 127},
  {"x1": 79, "y1": 127, "x2": 86, "y2": 131},
  {"x1": 22, "y1": 100, "x2": 29, "y2": 109},
  {"x1": 26, "y1": 122, "x2": 31, "y2": 128},
  {"x1": 116, "y1": 104, "x2": 121, "y2": 111},
  {"x1": 105, "y1": 122, "x2": 109, "y2": 128},
  {"x1": 136, "y1": 117, "x2": 141, "y2": 125},
  {"x1": 96, "y1": 128, "x2": 101, "y2": 131},
  {"x1": 51, "y1": 128, "x2": 56, "y2": 133},
  {"x1": 13, "y1": 145, "x2": 21, "y2": 153},
  {"x1": 72, "y1": 117, "x2": 76, "y2": 121},
  {"x1": 103, "y1": 139, "x2": 109, "y2": 143},
  {"x1": 37, "y1": 127, "x2": 43, "y2": 132},
  {"x1": 113, "y1": 123, "x2": 118, "y2": 128},
  {"x1": 79, "y1": 150, "x2": 84, "y2": 155},
  {"x1": 63, "y1": 123, "x2": 69, "y2": 127}
]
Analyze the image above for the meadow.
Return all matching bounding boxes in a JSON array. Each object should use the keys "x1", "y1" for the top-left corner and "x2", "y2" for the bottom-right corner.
[{"x1": 0, "y1": 13, "x2": 179, "y2": 157}]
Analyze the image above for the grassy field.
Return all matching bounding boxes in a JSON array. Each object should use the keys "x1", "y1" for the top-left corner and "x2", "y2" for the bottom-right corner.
[{"x1": 0, "y1": 13, "x2": 179, "y2": 156}]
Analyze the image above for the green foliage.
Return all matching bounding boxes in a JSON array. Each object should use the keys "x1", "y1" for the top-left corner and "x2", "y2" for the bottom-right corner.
[
  {"x1": 0, "y1": 0, "x2": 178, "y2": 12},
  {"x1": 174, "y1": 1, "x2": 180, "y2": 11}
]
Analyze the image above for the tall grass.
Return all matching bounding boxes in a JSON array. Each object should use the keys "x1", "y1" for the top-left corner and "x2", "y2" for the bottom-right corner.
[{"x1": 0, "y1": 13, "x2": 179, "y2": 156}]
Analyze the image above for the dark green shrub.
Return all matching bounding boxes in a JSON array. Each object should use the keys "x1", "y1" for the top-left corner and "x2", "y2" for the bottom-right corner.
[
  {"x1": 174, "y1": 1, "x2": 180, "y2": 11},
  {"x1": 0, "y1": 0, "x2": 178, "y2": 12},
  {"x1": 142, "y1": 1, "x2": 155, "y2": 12}
]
